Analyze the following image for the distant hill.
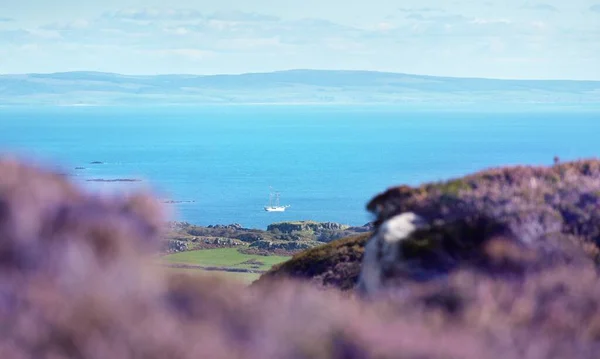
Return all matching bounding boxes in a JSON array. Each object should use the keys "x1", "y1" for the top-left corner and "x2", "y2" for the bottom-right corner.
[{"x1": 1, "y1": 69, "x2": 599, "y2": 106}]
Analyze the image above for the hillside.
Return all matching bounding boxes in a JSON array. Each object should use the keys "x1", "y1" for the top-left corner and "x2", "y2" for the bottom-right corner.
[
  {"x1": 1, "y1": 69, "x2": 599, "y2": 105},
  {"x1": 258, "y1": 233, "x2": 370, "y2": 290},
  {"x1": 258, "y1": 158, "x2": 600, "y2": 290}
]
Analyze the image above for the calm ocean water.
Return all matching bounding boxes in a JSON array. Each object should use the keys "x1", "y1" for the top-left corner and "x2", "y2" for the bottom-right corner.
[{"x1": 1, "y1": 105, "x2": 599, "y2": 229}]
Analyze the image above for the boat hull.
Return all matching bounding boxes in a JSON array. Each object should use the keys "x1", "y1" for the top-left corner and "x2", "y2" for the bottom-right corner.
[{"x1": 264, "y1": 206, "x2": 289, "y2": 212}]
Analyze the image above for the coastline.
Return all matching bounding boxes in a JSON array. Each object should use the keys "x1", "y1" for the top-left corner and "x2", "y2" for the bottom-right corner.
[{"x1": 163, "y1": 220, "x2": 373, "y2": 254}]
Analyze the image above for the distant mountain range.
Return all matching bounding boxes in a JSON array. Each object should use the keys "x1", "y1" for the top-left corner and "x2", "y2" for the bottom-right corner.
[{"x1": 0, "y1": 69, "x2": 599, "y2": 106}]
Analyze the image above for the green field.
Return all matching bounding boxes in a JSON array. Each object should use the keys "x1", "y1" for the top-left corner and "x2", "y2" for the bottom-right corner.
[{"x1": 163, "y1": 248, "x2": 290, "y2": 271}]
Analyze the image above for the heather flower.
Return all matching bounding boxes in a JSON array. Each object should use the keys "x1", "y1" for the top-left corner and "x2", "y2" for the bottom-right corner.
[{"x1": 3, "y1": 156, "x2": 600, "y2": 358}]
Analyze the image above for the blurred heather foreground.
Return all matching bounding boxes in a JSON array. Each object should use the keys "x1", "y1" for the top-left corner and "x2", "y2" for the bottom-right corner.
[{"x1": 2, "y1": 156, "x2": 600, "y2": 359}]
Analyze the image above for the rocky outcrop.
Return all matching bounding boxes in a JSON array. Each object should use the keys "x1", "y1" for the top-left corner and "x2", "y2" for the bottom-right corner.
[
  {"x1": 165, "y1": 236, "x2": 244, "y2": 252},
  {"x1": 164, "y1": 220, "x2": 370, "y2": 253},
  {"x1": 358, "y1": 159, "x2": 600, "y2": 295},
  {"x1": 237, "y1": 233, "x2": 265, "y2": 242},
  {"x1": 346, "y1": 222, "x2": 375, "y2": 233},
  {"x1": 166, "y1": 240, "x2": 189, "y2": 253},
  {"x1": 267, "y1": 221, "x2": 349, "y2": 233},
  {"x1": 250, "y1": 240, "x2": 319, "y2": 252},
  {"x1": 203, "y1": 237, "x2": 242, "y2": 246},
  {"x1": 266, "y1": 221, "x2": 372, "y2": 243},
  {"x1": 207, "y1": 223, "x2": 244, "y2": 230}
]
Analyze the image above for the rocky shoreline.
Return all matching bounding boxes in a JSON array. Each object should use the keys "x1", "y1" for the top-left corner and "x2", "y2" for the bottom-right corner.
[{"x1": 163, "y1": 220, "x2": 373, "y2": 255}]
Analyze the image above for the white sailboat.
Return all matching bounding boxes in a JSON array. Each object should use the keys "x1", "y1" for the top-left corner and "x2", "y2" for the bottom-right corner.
[{"x1": 264, "y1": 188, "x2": 290, "y2": 212}]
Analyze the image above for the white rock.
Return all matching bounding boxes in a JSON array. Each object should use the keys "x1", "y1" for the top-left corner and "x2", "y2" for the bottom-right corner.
[{"x1": 356, "y1": 212, "x2": 428, "y2": 297}]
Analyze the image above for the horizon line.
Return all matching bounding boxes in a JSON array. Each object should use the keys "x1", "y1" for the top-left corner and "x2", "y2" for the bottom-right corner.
[{"x1": 2, "y1": 68, "x2": 599, "y2": 83}]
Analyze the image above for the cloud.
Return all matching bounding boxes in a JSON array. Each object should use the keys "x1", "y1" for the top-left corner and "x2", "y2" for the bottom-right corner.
[
  {"x1": 163, "y1": 27, "x2": 190, "y2": 36},
  {"x1": 101, "y1": 8, "x2": 281, "y2": 24},
  {"x1": 103, "y1": 8, "x2": 204, "y2": 22},
  {"x1": 213, "y1": 37, "x2": 284, "y2": 51},
  {"x1": 470, "y1": 18, "x2": 512, "y2": 25},
  {"x1": 19, "y1": 9, "x2": 367, "y2": 54},
  {"x1": 523, "y1": 3, "x2": 558, "y2": 12},
  {"x1": 290, "y1": 18, "x2": 349, "y2": 31},
  {"x1": 0, "y1": 5, "x2": 576, "y2": 75},
  {"x1": 398, "y1": 7, "x2": 444, "y2": 13},
  {"x1": 208, "y1": 11, "x2": 279, "y2": 22},
  {"x1": 389, "y1": 8, "x2": 556, "y2": 39},
  {"x1": 149, "y1": 48, "x2": 214, "y2": 61},
  {"x1": 0, "y1": 29, "x2": 30, "y2": 44},
  {"x1": 375, "y1": 22, "x2": 395, "y2": 31},
  {"x1": 405, "y1": 13, "x2": 425, "y2": 21},
  {"x1": 381, "y1": 13, "x2": 547, "y2": 39},
  {"x1": 275, "y1": 18, "x2": 365, "y2": 45},
  {"x1": 164, "y1": 16, "x2": 367, "y2": 47},
  {"x1": 23, "y1": 8, "x2": 547, "y2": 56},
  {"x1": 530, "y1": 21, "x2": 547, "y2": 30},
  {"x1": 39, "y1": 11, "x2": 367, "y2": 53},
  {"x1": 405, "y1": 13, "x2": 470, "y2": 24},
  {"x1": 590, "y1": 4, "x2": 600, "y2": 13},
  {"x1": 27, "y1": 28, "x2": 63, "y2": 39},
  {"x1": 0, "y1": 28, "x2": 62, "y2": 45},
  {"x1": 42, "y1": 20, "x2": 90, "y2": 31}
]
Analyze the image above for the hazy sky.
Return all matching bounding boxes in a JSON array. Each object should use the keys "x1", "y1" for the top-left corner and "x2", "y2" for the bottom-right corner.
[{"x1": 1, "y1": 0, "x2": 599, "y2": 79}]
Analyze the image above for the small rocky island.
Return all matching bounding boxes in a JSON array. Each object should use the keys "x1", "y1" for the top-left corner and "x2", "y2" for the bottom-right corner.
[
  {"x1": 162, "y1": 200, "x2": 196, "y2": 204},
  {"x1": 164, "y1": 220, "x2": 373, "y2": 255}
]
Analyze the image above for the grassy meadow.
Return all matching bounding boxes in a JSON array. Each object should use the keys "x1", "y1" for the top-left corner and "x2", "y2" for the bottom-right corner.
[{"x1": 160, "y1": 247, "x2": 291, "y2": 284}]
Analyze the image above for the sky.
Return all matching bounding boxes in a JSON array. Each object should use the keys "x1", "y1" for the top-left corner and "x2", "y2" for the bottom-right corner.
[{"x1": 1, "y1": 0, "x2": 599, "y2": 79}]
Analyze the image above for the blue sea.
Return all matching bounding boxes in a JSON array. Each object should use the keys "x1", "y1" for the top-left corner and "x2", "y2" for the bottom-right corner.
[{"x1": 1, "y1": 105, "x2": 599, "y2": 229}]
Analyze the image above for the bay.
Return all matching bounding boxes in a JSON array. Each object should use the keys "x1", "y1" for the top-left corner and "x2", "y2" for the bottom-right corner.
[{"x1": 1, "y1": 105, "x2": 598, "y2": 229}]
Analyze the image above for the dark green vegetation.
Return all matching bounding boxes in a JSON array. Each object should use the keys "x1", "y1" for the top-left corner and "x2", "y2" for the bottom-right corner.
[{"x1": 258, "y1": 234, "x2": 370, "y2": 290}]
